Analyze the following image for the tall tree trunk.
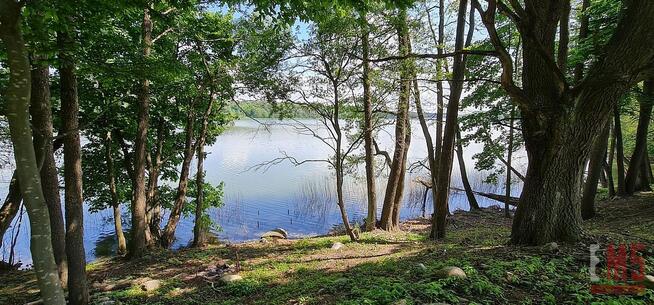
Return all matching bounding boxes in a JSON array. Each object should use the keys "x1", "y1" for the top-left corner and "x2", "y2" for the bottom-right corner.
[
  {"x1": 161, "y1": 100, "x2": 196, "y2": 248},
  {"x1": 29, "y1": 60, "x2": 68, "y2": 287},
  {"x1": 333, "y1": 83, "x2": 357, "y2": 241},
  {"x1": 58, "y1": 28, "x2": 89, "y2": 305},
  {"x1": 129, "y1": 7, "x2": 153, "y2": 258},
  {"x1": 435, "y1": 0, "x2": 445, "y2": 159},
  {"x1": 625, "y1": 79, "x2": 653, "y2": 194},
  {"x1": 0, "y1": 172, "x2": 21, "y2": 244},
  {"x1": 105, "y1": 132, "x2": 127, "y2": 255},
  {"x1": 430, "y1": 0, "x2": 468, "y2": 239},
  {"x1": 0, "y1": 2, "x2": 67, "y2": 302},
  {"x1": 455, "y1": 128, "x2": 480, "y2": 210},
  {"x1": 392, "y1": 118, "x2": 410, "y2": 228},
  {"x1": 192, "y1": 141, "x2": 208, "y2": 247},
  {"x1": 606, "y1": 124, "x2": 616, "y2": 198},
  {"x1": 146, "y1": 119, "x2": 164, "y2": 242},
  {"x1": 192, "y1": 97, "x2": 215, "y2": 248},
  {"x1": 581, "y1": 124, "x2": 610, "y2": 220},
  {"x1": 614, "y1": 106, "x2": 627, "y2": 196},
  {"x1": 504, "y1": 106, "x2": 515, "y2": 217},
  {"x1": 360, "y1": 12, "x2": 377, "y2": 232},
  {"x1": 379, "y1": 8, "x2": 411, "y2": 231}
]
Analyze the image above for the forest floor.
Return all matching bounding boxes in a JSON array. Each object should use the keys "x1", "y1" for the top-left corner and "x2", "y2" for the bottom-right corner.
[{"x1": 2, "y1": 193, "x2": 654, "y2": 305}]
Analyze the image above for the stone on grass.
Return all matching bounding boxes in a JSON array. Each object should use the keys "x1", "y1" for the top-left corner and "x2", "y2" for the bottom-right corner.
[
  {"x1": 140, "y1": 279, "x2": 161, "y2": 292},
  {"x1": 220, "y1": 274, "x2": 243, "y2": 283},
  {"x1": 271, "y1": 228, "x2": 289, "y2": 239},
  {"x1": 417, "y1": 263, "x2": 427, "y2": 271},
  {"x1": 641, "y1": 274, "x2": 654, "y2": 289},
  {"x1": 391, "y1": 299, "x2": 408, "y2": 305},
  {"x1": 331, "y1": 242, "x2": 344, "y2": 250},
  {"x1": 434, "y1": 266, "x2": 467, "y2": 279},
  {"x1": 542, "y1": 242, "x2": 559, "y2": 253},
  {"x1": 261, "y1": 231, "x2": 286, "y2": 240}
]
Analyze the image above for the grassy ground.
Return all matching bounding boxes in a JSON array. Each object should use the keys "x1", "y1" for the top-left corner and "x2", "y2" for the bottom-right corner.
[{"x1": 2, "y1": 194, "x2": 654, "y2": 305}]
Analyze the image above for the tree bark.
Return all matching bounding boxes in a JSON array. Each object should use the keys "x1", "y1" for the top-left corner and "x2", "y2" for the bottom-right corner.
[
  {"x1": 0, "y1": 172, "x2": 21, "y2": 244},
  {"x1": 360, "y1": 12, "x2": 377, "y2": 232},
  {"x1": 380, "y1": 8, "x2": 411, "y2": 231},
  {"x1": 430, "y1": 0, "x2": 468, "y2": 239},
  {"x1": 161, "y1": 99, "x2": 196, "y2": 248},
  {"x1": 58, "y1": 27, "x2": 89, "y2": 304},
  {"x1": 625, "y1": 79, "x2": 653, "y2": 194},
  {"x1": 614, "y1": 106, "x2": 627, "y2": 196},
  {"x1": 193, "y1": 97, "x2": 215, "y2": 248},
  {"x1": 29, "y1": 61, "x2": 68, "y2": 287},
  {"x1": 105, "y1": 132, "x2": 127, "y2": 255},
  {"x1": 146, "y1": 119, "x2": 164, "y2": 242},
  {"x1": 456, "y1": 128, "x2": 480, "y2": 210},
  {"x1": 0, "y1": 1, "x2": 67, "y2": 302},
  {"x1": 581, "y1": 123, "x2": 610, "y2": 220},
  {"x1": 504, "y1": 106, "x2": 515, "y2": 217},
  {"x1": 129, "y1": 7, "x2": 153, "y2": 258},
  {"x1": 606, "y1": 124, "x2": 616, "y2": 198}
]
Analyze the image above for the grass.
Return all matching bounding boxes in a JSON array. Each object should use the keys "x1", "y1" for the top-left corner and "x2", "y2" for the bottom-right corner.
[{"x1": 2, "y1": 194, "x2": 654, "y2": 304}]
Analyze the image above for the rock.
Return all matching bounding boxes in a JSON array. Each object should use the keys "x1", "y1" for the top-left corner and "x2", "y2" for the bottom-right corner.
[
  {"x1": 641, "y1": 274, "x2": 654, "y2": 288},
  {"x1": 99, "y1": 301, "x2": 116, "y2": 305},
  {"x1": 391, "y1": 299, "x2": 408, "y2": 305},
  {"x1": 417, "y1": 263, "x2": 427, "y2": 271},
  {"x1": 220, "y1": 274, "x2": 243, "y2": 283},
  {"x1": 434, "y1": 266, "x2": 467, "y2": 279},
  {"x1": 543, "y1": 242, "x2": 559, "y2": 253},
  {"x1": 271, "y1": 228, "x2": 289, "y2": 239},
  {"x1": 140, "y1": 279, "x2": 161, "y2": 292},
  {"x1": 331, "y1": 242, "x2": 344, "y2": 250},
  {"x1": 261, "y1": 231, "x2": 286, "y2": 239}
]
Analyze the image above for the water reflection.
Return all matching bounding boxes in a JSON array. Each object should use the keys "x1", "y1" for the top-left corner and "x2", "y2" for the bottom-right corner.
[{"x1": 1, "y1": 119, "x2": 525, "y2": 264}]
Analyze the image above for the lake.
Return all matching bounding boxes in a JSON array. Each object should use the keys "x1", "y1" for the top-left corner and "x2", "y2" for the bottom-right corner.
[{"x1": 0, "y1": 119, "x2": 525, "y2": 266}]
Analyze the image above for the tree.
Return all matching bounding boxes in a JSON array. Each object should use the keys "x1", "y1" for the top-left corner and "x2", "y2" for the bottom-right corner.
[
  {"x1": 0, "y1": 0, "x2": 66, "y2": 303},
  {"x1": 431, "y1": 0, "x2": 469, "y2": 239},
  {"x1": 57, "y1": 8, "x2": 89, "y2": 301},
  {"x1": 129, "y1": 5, "x2": 154, "y2": 257},
  {"x1": 359, "y1": 10, "x2": 377, "y2": 231},
  {"x1": 625, "y1": 79, "x2": 653, "y2": 194},
  {"x1": 472, "y1": 0, "x2": 654, "y2": 244},
  {"x1": 379, "y1": 8, "x2": 412, "y2": 231}
]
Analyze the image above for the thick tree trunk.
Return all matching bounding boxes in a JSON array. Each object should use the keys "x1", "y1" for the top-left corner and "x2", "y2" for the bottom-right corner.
[
  {"x1": 581, "y1": 124, "x2": 610, "y2": 220},
  {"x1": 455, "y1": 128, "x2": 480, "y2": 210},
  {"x1": 0, "y1": 2, "x2": 67, "y2": 302},
  {"x1": 105, "y1": 132, "x2": 127, "y2": 255},
  {"x1": 614, "y1": 106, "x2": 627, "y2": 196},
  {"x1": 625, "y1": 79, "x2": 653, "y2": 194},
  {"x1": 360, "y1": 12, "x2": 377, "y2": 232},
  {"x1": 58, "y1": 28, "x2": 89, "y2": 305},
  {"x1": 129, "y1": 7, "x2": 153, "y2": 258},
  {"x1": 0, "y1": 172, "x2": 21, "y2": 244},
  {"x1": 379, "y1": 8, "x2": 411, "y2": 231},
  {"x1": 430, "y1": 0, "x2": 468, "y2": 239},
  {"x1": 29, "y1": 62, "x2": 68, "y2": 287},
  {"x1": 161, "y1": 100, "x2": 196, "y2": 248}
]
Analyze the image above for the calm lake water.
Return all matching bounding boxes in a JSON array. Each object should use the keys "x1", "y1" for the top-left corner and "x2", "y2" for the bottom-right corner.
[{"x1": 0, "y1": 119, "x2": 525, "y2": 266}]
